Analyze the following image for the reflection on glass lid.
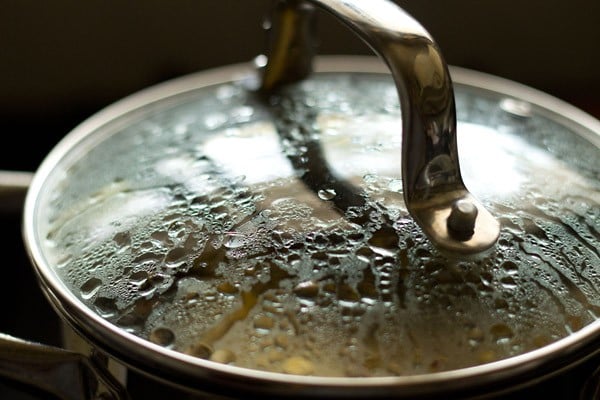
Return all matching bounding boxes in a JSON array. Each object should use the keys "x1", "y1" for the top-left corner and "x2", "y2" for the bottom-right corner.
[{"x1": 37, "y1": 72, "x2": 599, "y2": 377}]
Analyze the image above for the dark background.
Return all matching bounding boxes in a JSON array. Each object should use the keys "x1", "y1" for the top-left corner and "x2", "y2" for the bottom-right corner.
[
  {"x1": 0, "y1": 1, "x2": 599, "y2": 399},
  {"x1": 1, "y1": 0, "x2": 599, "y2": 174}
]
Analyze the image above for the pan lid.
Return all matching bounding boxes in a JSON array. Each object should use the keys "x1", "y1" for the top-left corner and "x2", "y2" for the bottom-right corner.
[{"x1": 24, "y1": 0, "x2": 600, "y2": 397}]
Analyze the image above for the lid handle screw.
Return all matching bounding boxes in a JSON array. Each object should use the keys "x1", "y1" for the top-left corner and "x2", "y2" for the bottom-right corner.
[{"x1": 447, "y1": 199, "x2": 478, "y2": 241}]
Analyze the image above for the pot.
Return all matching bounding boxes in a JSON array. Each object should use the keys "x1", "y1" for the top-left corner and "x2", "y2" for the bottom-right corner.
[{"x1": 1, "y1": 1, "x2": 599, "y2": 399}]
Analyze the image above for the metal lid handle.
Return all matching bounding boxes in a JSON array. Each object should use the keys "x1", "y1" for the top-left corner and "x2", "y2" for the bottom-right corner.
[{"x1": 260, "y1": 0, "x2": 500, "y2": 254}]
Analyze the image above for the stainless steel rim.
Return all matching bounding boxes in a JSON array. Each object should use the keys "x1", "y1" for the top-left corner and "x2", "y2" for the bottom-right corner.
[{"x1": 23, "y1": 55, "x2": 600, "y2": 398}]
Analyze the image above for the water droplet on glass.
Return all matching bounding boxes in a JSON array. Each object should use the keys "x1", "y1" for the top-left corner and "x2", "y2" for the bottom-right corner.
[
  {"x1": 254, "y1": 314, "x2": 275, "y2": 333},
  {"x1": 54, "y1": 253, "x2": 73, "y2": 269},
  {"x1": 165, "y1": 247, "x2": 187, "y2": 269},
  {"x1": 490, "y1": 323, "x2": 514, "y2": 344},
  {"x1": 231, "y1": 106, "x2": 254, "y2": 122},
  {"x1": 93, "y1": 297, "x2": 118, "y2": 318},
  {"x1": 149, "y1": 327, "x2": 175, "y2": 347},
  {"x1": 216, "y1": 281, "x2": 238, "y2": 295},
  {"x1": 274, "y1": 334, "x2": 289, "y2": 349},
  {"x1": 363, "y1": 174, "x2": 377, "y2": 184},
  {"x1": 80, "y1": 277, "x2": 102, "y2": 300},
  {"x1": 500, "y1": 260, "x2": 519, "y2": 274},
  {"x1": 210, "y1": 348, "x2": 236, "y2": 364},
  {"x1": 113, "y1": 232, "x2": 131, "y2": 247},
  {"x1": 216, "y1": 84, "x2": 239, "y2": 101},
  {"x1": 129, "y1": 271, "x2": 149, "y2": 286},
  {"x1": 500, "y1": 276, "x2": 517, "y2": 290},
  {"x1": 283, "y1": 356, "x2": 314, "y2": 375},
  {"x1": 224, "y1": 233, "x2": 245, "y2": 249},
  {"x1": 500, "y1": 98, "x2": 532, "y2": 118},
  {"x1": 293, "y1": 281, "x2": 319, "y2": 298},
  {"x1": 387, "y1": 179, "x2": 403, "y2": 192},
  {"x1": 318, "y1": 189, "x2": 336, "y2": 201},
  {"x1": 204, "y1": 113, "x2": 227, "y2": 129},
  {"x1": 186, "y1": 343, "x2": 212, "y2": 359}
]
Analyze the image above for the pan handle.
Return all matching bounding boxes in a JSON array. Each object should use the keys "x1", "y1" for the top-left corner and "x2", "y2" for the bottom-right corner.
[
  {"x1": 0, "y1": 170, "x2": 33, "y2": 213},
  {"x1": 0, "y1": 333, "x2": 129, "y2": 400},
  {"x1": 0, "y1": 170, "x2": 129, "y2": 398}
]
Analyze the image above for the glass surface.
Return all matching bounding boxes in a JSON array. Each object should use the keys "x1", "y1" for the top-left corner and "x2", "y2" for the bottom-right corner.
[{"x1": 36, "y1": 72, "x2": 600, "y2": 377}]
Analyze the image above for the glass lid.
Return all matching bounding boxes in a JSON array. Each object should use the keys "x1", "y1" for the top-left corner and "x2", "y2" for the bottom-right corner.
[{"x1": 28, "y1": 60, "x2": 600, "y2": 378}]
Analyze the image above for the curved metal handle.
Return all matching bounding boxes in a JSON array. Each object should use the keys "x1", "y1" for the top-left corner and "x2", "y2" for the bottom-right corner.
[
  {"x1": 260, "y1": 0, "x2": 500, "y2": 253},
  {"x1": 0, "y1": 333, "x2": 128, "y2": 400}
]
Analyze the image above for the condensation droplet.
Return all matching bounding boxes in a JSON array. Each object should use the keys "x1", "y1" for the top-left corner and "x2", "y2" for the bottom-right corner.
[
  {"x1": 210, "y1": 349, "x2": 236, "y2": 364},
  {"x1": 387, "y1": 179, "x2": 403, "y2": 192},
  {"x1": 129, "y1": 271, "x2": 149, "y2": 286},
  {"x1": 500, "y1": 276, "x2": 517, "y2": 289},
  {"x1": 224, "y1": 233, "x2": 246, "y2": 249},
  {"x1": 216, "y1": 281, "x2": 238, "y2": 295},
  {"x1": 500, "y1": 98, "x2": 532, "y2": 118},
  {"x1": 113, "y1": 232, "x2": 131, "y2": 247},
  {"x1": 231, "y1": 106, "x2": 254, "y2": 121},
  {"x1": 274, "y1": 334, "x2": 289, "y2": 349},
  {"x1": 467, "y1": 326, "x2": 485, "y2": 346},
  {"x1": 149, "y1": 327, "x2": 175, "y2": 347},
  {"x1": 254, "y1": 314, "x2": 275, "y2": 333},
  {"x1": 490, "y1": 323, "x2": 514, "y2": 343},
  {"x1": 93, "y1": 297, "x2": 118, "y2": 318},
  {"x1": 500, "y1": 260, "x2": 519, "y2": 274},
  {"x1": 204, "y1": 113, "x2": 227, "y2": 129},
  {"x1": 318, "y1": 189, "x2": 336, "y2": 201},
  {"x1": 282, "y1": 356, "x2": 314, "y2": 375},
  {"x1": 216, "y1": 84, "x2": 239, "y2": 101},
  {"x1": 186, "y1": 343, "x2": 212, "y2": 359},
  {"x1": 293, "y1": 281, "x2": 319, "y2": 298},
  {"x1": 80, "y1": 277, "x2": 102, "y2": 300},
  {"x1": 165, "y1": 247, "x2": 187, "y2": 269}
]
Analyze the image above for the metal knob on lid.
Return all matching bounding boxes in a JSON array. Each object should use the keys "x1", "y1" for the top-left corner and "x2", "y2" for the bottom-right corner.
[{"x1": 259, "y1": 0, "x2": 500, "y2": 254}]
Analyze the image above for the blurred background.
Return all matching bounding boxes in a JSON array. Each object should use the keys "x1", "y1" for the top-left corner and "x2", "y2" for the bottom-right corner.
[
  {"x1": 0, "y1": 1, "x2": 598, "y2": 398},
  {"x1": 1, "y1": 0, "x2": 599, "y2": 173}
]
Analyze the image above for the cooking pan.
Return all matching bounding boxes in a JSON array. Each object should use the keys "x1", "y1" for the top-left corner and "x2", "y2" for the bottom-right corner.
[{"x1": 0, "y1": 1, "x2": 599, "y2": 399}]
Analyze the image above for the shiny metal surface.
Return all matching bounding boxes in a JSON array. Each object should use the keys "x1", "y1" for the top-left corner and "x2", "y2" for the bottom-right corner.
[
  {"x1": 10, "y1": 0, "x2": 600, "y2": 398},
  {"x1": 21, "y1": 56, "x2": 600, "y2": 399},
  {"x1": 0, "y1": 333, "x2": 128, "y2": 400},
  {"x1": 260, "y1": 0, "x2": 499, "y2": 253},
  {"x1": 0, "y1": 171, "x2": 32, "y2": 214}
]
